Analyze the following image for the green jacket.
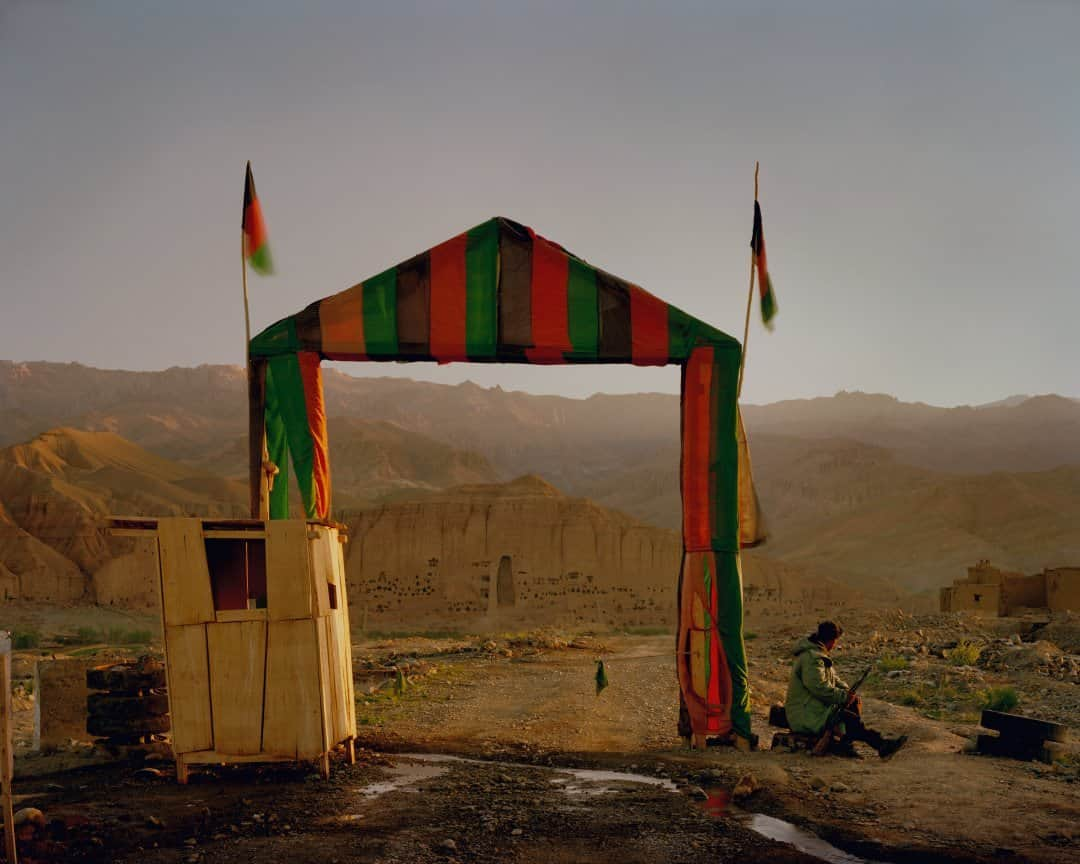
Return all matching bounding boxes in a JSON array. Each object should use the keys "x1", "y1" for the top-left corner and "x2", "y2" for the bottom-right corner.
[{"x1": 785, "y1": 636, "x2": 849, "y2": 735}]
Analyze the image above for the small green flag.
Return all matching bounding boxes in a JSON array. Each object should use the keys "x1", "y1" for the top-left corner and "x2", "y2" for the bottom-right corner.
[{"x1": 595, "y1": 660, "x2": 609, "y2": 695}]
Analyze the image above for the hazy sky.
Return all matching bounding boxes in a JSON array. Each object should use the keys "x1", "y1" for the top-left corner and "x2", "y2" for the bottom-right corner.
[{"x1": 2, "y1": 1, "x2": 1077, "y2": 406}]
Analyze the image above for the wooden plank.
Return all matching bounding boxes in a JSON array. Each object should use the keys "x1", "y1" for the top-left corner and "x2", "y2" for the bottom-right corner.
[
  {"x1": 315, "y1": 616, "x2": 333, "y2": 751},
  {"x1": 0, "y1": 635, "x2": 17, "y2": 864},
  {"x1": 265, "y1": 521, "x2": 312, "y2": 620},
  {"x1": 182, "y1": 751, "x2": 295, "y2": 765},
  {"x1": 164, "y1": 625, "x2": 213, "y2": 754},
  {"x1": 333, "y1": 536, "x2": 357, "y2": 737},
  {"x1": 203, "y1": 530, "x2": 267, "y2": 541},
  {"x1": 308, "y1": 527, "x2": 333, "y2": 618},
  {"x1": 323, "y1": 616, "x2": 348, "y2": 745},
  {"x1": 262, "y1": 620, "x2": 323, "y2": 759},
  {"x1": 215, "y1": 609, "x2": 268, "y2": 623},
  {"x1": 158, "y1": 518, "x2": 215, "y2": 626},
  {"x1": 207, "y1": 622, "x2": 267, "y2": 756}
]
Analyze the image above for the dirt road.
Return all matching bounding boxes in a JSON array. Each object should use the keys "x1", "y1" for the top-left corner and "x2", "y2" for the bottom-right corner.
[
  {"x1": 352, "y1": 631, "x2": 1077, "y2": 864},
  {"x1": 8, "y1": 622, "x2": 1078, "y2": 863}
]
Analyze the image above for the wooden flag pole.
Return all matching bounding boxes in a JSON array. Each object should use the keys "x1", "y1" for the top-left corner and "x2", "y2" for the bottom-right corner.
[
  {"x1": 242, "y1": 225, "x2": 259, "y2": 519},
  {"x1": 0, "y1": 633, "x2": 17, "y2": 864},
  {"x1": 736, "y1": 162, "x2": 760, "y2": 399}
]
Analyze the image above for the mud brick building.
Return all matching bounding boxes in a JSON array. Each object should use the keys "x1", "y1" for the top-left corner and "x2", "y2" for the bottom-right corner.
[{"x1": 940, "y1": 560, "x2": 1080, "y2": 616}]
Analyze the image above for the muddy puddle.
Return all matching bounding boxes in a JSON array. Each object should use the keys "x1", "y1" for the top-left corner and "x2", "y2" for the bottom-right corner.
[
  {"x1": 699, "y1": 788, "x2": 883, "y2": 864},
  {"x1": 364, "y1": 754, "x2": 883, "y2": 864}
]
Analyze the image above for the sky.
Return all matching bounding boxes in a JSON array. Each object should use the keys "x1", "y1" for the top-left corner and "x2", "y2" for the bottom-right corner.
[{"x1": 1, "y1": 0, "x2": 1078, "y2": 406}]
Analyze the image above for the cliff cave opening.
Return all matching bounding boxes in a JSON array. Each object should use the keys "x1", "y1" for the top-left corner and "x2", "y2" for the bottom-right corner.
[{"x1": 496, "y1": 555, "x2": 516, "y2": 607}]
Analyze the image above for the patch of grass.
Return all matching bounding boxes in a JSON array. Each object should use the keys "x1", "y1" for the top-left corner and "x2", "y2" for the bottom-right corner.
[
  {"x1": 361, "y1": 629, "x2": 463, "y2": 640},
  {"x1": 979, "y1": 685, "x2": 1019, "y2": 712},
  {"x1": 877, "y1": 654, "x2": 910, "y2": 672},
  {"x1": 947, "y1": 641, "x2": 982, "y2": 666},
  {"x1": 11, "y1": 630, "x2": 41, "y2": 650},
  {"x1": 619, "y1": 626, "x2": 673, "y2": 637}
]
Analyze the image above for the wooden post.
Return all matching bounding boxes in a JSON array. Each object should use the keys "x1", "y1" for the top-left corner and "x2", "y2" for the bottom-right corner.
[
  {"x1": 736, "y1": 162, "x2": 760, "y2": 399},
  {"x1": 248, "y1": 359, "x2": 268, "y2": 519},
  {"x1": 0, "y1": 633, "x2": 17, "y2": 864}
]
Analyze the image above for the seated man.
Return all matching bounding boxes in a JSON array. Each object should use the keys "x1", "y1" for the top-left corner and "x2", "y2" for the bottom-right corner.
[{"x1": 785, "y1": 620, "x2": 907, "y2": 759}]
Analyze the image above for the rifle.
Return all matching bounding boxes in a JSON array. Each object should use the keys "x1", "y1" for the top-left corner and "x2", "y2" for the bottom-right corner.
[{"x1": 812, "y1": 665, "x2": 872, "y2": 756}]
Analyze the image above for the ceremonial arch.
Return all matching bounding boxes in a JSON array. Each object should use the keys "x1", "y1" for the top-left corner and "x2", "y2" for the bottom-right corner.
[{"x1": 248, "y1": 217, "x2": 761, "y2": 743}]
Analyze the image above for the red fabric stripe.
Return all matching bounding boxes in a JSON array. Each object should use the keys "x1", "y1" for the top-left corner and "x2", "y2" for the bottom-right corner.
[
  {"x1": 682, "y1": 347, "x2": 713, "y2": 550},
  {"x1": 429, "y1": 233, "x2": 468, "y2": 362},
  {"x1": 526, "y1": 234, "x2": 570, "y2": 364},
  {"x1": 756, "y1": 231, "x2": 769, "y2": 298},
  {"x1": 243, "y1": 199, "x2": 268, "y2": 257},
  {"x1": 630, "y1": 286, "x2": 669, "y2": 366},
  {"x1": 297, "y1": 352, "x2": 331, "y2": 519}
]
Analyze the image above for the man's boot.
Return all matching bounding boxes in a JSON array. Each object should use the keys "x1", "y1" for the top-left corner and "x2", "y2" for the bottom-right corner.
[{"x1": 877, "y1": 735, "x2": 908, "y2": 760}]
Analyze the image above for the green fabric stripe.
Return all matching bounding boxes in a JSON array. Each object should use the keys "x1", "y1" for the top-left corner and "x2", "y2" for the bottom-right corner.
[
  {"x1": 249, "y1": 317, "x2": 298, "y2": 358},
  {"x1": 715, "y1": 552, "x2": 751, "y2": 738},
  {"x1": 710, "y1": 354, "x2": 740, "y2": 550},
  {"x1": 248, "y1": 243, "x2": 273, "y2": 276},
  {"x1": 266, "y1": 354, "x2": 317, "y2": 518},
  {"x1": 760, "y1": 277, "x2": 777, "y2": 326},
  {"x1": 566, "y1": 257, "x2": 598, "y2": 357},
  {"x1": 264, "y1": 362, "x2": 291, "y2": 519},
  {"x1": 706, "y1": 349, "x2": 749, "y2": 737},
  {"x1": 668, "y1": 304, "x2": 739, "y2": 361},
  {"x1": 362, "y1": 267, "x2": 399, "y2": 356},
  {"x1": 465, "y1": 220, "x2": 498, "y2": 358}
]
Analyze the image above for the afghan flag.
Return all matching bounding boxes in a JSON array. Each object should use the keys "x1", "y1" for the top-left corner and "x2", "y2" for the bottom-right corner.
[
  {"x1": 751, "y1": 200, "x2": 776, "y2": 328},
  {"x1": 243, "y1": 162, "x2": 273, "y2": 275}
]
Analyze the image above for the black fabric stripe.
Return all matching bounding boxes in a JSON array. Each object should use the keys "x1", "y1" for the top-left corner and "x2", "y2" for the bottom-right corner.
[
  {"x1": 243, "y1": 163, "x2": 255, "y2": 213},
  {"x1": 294, "y1": 301, "x2": 323, "y2": 354},
  {"x1": 396, "y1": 251, "x2": 431, "y2": 360},
  {"x1": 497, "y1": 219, "x2": 532, "y2": 355},
  {"x1": 597, "y1": 270, "x2": 632, "y2": 360}
]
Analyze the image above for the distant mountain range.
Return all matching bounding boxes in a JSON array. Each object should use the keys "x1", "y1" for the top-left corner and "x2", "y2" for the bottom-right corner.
[{"x1": 2, "y1": 360, "x2": 1079, "y2": 604}]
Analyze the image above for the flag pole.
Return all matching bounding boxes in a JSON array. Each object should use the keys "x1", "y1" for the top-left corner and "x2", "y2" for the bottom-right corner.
[
  {"x1": 736, "y1": 162, "x2": 759, "y2": 398},
  {"x1": 241, "y1": 197, "x2": 257, "y2": 518}
]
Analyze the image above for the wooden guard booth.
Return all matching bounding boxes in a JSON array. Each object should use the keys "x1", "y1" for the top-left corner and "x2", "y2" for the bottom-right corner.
[{"x1": 112, "y1": 517, "x2": 356, "y2": 782}]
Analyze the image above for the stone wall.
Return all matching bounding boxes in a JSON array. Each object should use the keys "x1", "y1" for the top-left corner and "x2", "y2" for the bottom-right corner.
[
  {"x1": 1046, "y1": 568, "x2": 1080, "y2": 612},
  {"x1": 34, "y1": 658, "x2": 95, "y2": 751}
]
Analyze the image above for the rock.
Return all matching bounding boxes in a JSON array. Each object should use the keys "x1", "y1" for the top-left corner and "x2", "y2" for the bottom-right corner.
[
  {"x1": 134, "y1": 767, "x2": 164, "y2": 780},
  {"x1": 437, "y1": 838, "x2": 458, "y2": 854},
  {"x1": 687, "y1": 786, "x2": 709, "y2": 800},
  {"x1": 732, "y1": 773, "x2": 758, "y2": 800},
  {"x1": 146, "y1": 816, "x2": 164, "y2": 828},
  {"x1": 511, "y1": 828, "x2": 524, "y2": 836},
  {"x1": 831, "y1": 782, "x2": 852, "y2": 793},
  {"x1": 810, "y1": 776, "x2": 828, "y2": 790},
  {"x1": 13, "y1": 807, "x2": 46, "y2": 840}
]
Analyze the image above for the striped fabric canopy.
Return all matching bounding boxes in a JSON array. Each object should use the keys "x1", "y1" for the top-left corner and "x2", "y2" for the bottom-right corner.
[
  {"x1": 250, "y1": 217, "x2": 737, "y2": 365},
  {"x1": 249, "y1": 216, "x2": 757, "y2": 742}
]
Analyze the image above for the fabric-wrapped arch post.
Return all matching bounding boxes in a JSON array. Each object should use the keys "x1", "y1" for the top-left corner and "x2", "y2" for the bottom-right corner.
[{"x1": 248, "y1": 217, "x2": 763, "y2": 743}]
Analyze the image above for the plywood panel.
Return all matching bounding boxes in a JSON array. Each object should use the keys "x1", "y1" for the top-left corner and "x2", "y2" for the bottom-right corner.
[
  {"x1": 307, "y1": 527, "x2": 333, "y2": 618},
  {"x1": 315, "y1": 617, "x2": 333, "y2": 751},
  {"x1": 158, "y1": 518, "x2": 214, "y2": 626},
  {"x1": 263, "y1": 619, "x2": 323, "y2": 758},
  {"x1": 164, "y1": 625, "x2": 213, "y2": 754},
  {"x1": 207, "y1": 621, "x2": 266, "y2": 755},
  {"x1": 265, "y1": 521, "x2": 312, "y2": 621},
  {"x1": 333, "y1": 537, "x2": 357, "y2": 737}
]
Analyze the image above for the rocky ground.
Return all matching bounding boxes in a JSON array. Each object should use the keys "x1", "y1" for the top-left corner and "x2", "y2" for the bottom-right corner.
[{"x1": 3, "y1": 609, "x2": 1078, "y2": 863}]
